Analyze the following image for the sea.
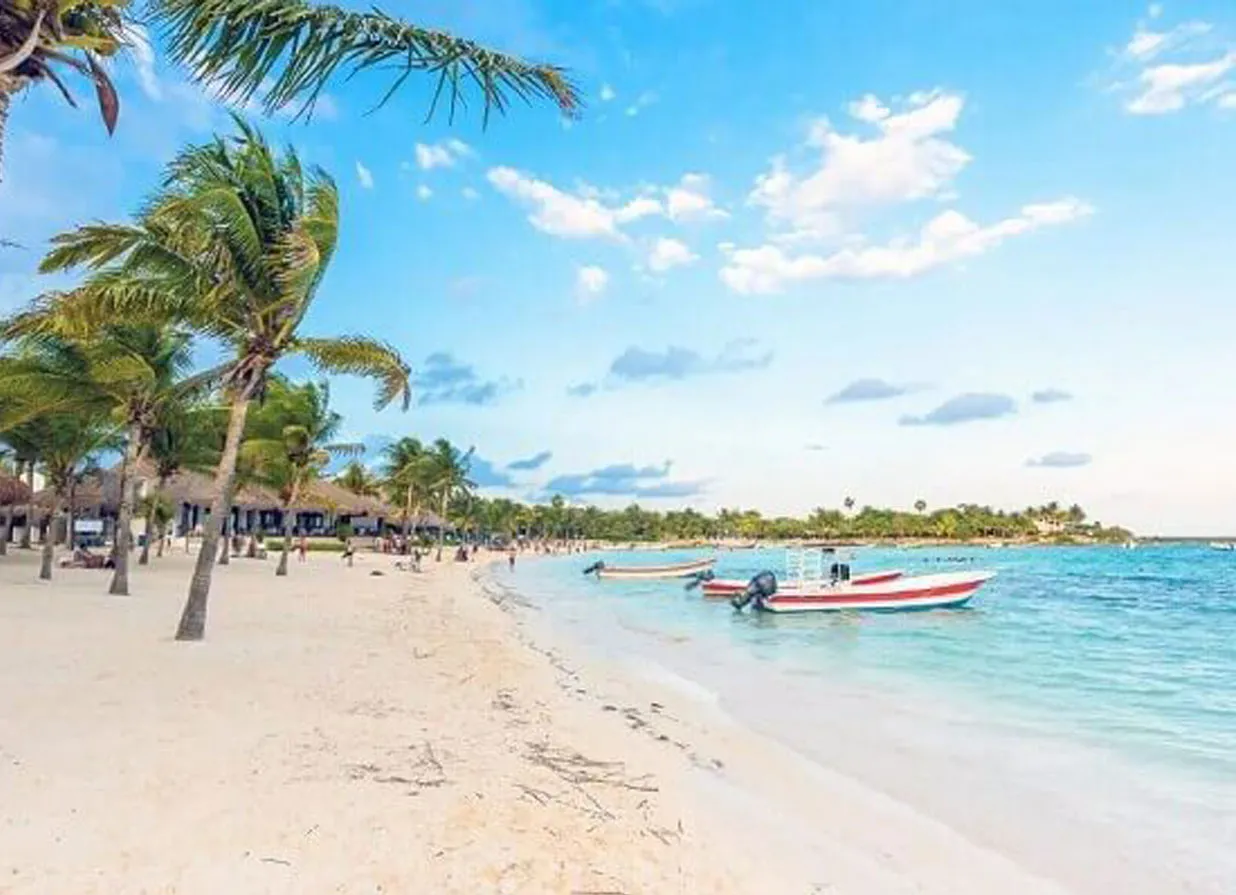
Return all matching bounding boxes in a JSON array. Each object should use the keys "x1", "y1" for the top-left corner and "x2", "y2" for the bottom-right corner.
[{"x1": 498, "y1": 544, "x2": 1236, "y2": 894}]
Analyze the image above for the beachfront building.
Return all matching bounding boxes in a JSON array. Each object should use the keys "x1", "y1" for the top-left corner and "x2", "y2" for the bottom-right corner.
[{"x1": 23, "y1": 461, "x2": 448, "y2": 545}]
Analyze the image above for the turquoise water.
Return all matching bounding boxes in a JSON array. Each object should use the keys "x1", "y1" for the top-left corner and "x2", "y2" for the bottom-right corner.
[{"x1": 503, "y1": 544, "x2": 1236, "y2": 891}]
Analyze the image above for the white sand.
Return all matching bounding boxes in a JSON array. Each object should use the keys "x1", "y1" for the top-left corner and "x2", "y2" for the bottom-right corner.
[{"x1": 0, "y1": 548, "x2": 1070, "y2": 894}]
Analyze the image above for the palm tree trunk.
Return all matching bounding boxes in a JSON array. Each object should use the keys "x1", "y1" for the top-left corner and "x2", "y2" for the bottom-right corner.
[
  {"x1": 401, "y1": 487, "x2": 412, "y2": 553},
  {"x1": 108, "y1": 422, "x2": 143, "y2": 595},
  {"x1": 39, "y1": 494, "x2": 61, "y2": 581},
  {"x1": 64, "y1": 487, "x2": 74, "y2": 548},
  {"x1": 0, "y1": 507, "x2": 8, "y2": 555},
  {"x1": 139, "y1": 510, "x2": 153, "y2": 565},
  {"x1": 175, "y1": 393, "x2": 252, "y2": 641},
  {"x1": 276, "y1": 503, "x2": 293, "y2": 576},
  {"x1": 19, "y1": 462, "x2": 33, "y2": 548},
  {"x1": 156, "y1": 518, "x2": 168, "y2": 557},
  {"x1": 217, "y1": 489, "x2": 235, "y2": 566},
  {"x1": 436, "y1": 492, "x2": 447, "y2": 561}
]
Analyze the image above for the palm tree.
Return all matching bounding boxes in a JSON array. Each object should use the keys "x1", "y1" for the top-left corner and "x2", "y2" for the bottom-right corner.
[
  {"x1": 0, "y1": 420, "x2": 39, "y2": 549},
  {"x1": 914, "y1": 498, "x2": 927, "y2": 514},
  {"x1": 23, "y1": 120, "x2": 410, "y2": 640},
  {"x1": 843, "y1": 496, "x2": 855, "y2": 514},
  {"x1": 0, "y1": 322, "x2": 222, "y2": 592},
  {"x1": 0, "y1": 336, "x2": 116, "y2": 578},
  {"x1": 1, "y1": 0, "x2": 579, "y2": 180},
  {"x1": 0, "y1": 1, "x2": 125, "y2": 175},
  {"x1": 242, "y1": 379, "x2": 359, "y2": 576},
  {"x1": 381, "y1": 436, "x2": 431, "y2": 549},
  {"x1": 140, "y1": 401, "x2": 224, "y2": 563},
  {"x1": 425, "y1": 438, "x2": 473, "y2": 561},
  {"x1": 335, "y1": 459, "x2": 379, "y2": 497}
]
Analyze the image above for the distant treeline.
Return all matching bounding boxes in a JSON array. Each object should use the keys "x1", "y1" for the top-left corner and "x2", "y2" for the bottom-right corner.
[{"x1": 448, "y1": 496, "x2": 1134, "y2": 544}]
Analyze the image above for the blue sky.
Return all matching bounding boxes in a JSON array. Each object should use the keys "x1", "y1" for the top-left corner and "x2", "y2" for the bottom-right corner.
[{"x1": 3, "y1": 0, "x2": 1236, "y2": 534}]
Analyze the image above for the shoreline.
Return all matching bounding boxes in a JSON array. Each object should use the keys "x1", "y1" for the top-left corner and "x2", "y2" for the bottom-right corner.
[{"x1": 0, "y1": 547, "x2": 1203, "y2": 893}]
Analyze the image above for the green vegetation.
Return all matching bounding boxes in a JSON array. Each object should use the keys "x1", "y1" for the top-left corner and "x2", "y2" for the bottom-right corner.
[
  {"x1": 1, "y1": 0, "x2": 579, "y2": 180},
  {"x1": 444, "y1": 497, "x2": 1133, "y2": 546}
]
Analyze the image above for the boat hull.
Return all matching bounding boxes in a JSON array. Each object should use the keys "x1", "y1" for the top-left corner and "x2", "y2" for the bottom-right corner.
[
  {"x1": 757, "y1": 571, "x2": 995, "y2": 613},
  {"x1": 701, "y1": 569, "x2": 903, "y2": 597},
  {"x1": 596, "y1": 558, "x2": 717, "y2": 580}
]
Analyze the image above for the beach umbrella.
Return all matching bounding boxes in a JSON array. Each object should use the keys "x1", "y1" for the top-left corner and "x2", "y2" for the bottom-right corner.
[{"x1": 0, "y1": 474, "x2": 31, "y2": 507}]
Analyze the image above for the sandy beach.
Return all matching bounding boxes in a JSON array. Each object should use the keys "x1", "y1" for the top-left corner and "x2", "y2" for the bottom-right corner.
[{"x1": 0, "y1": 548, "x2": 1071, "y2": 894}]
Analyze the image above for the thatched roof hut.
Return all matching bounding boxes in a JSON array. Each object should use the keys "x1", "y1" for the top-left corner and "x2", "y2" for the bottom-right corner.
[{"x1": 0, "y1": 474, "x2": 31, "y2": 506}]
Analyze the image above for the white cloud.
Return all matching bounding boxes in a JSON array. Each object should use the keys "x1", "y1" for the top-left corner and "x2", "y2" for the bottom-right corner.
[
  {"x1": 600, "y1": 83, "x2": 616, "y2": 102},
  {"x1": 486, "y1": 168, "x2": 727, "y2": 240},
  {"x1": 625, "y1": 91, "x2": 658, "y2": 117},
  {"x1": 1112, "y1": 11, "x2": 1232, "y2": 115},
  {"x1": 356, "y1": 161, "x2": 374, "y2": 189},
  {"x1": 576, "y1": 265, "x2": 609, "y2": 301},
  {"x1": 666, "y1": 173, "x2": 727, "y2": 222},
  {"x1": 1124, "y1": 19, "x2": 1211, "y2": 59},
  {"x1": 123, "y1": 24, "x2": 161, "y2": 100},
  {"x1": 749, "y1": 90, "x2": 971, "y2": 242},
  {"x1": 720, "y1": 198, "x2": 1093, "y2": 294},
  {"x1": 647, "y1": 237, "x2": 699, "y2": 272},
  {"x1": 415, "y1": 139, "x2": 473, "y2": 170},
  {"x1": 313, "y1": 95, "x2": 340, "y2": 121},
  {"x1": 416, "y1": 185, "x2": 433, "y2": 201},
  {"x1": 1126, "y1": 52, "x2": 1236, "y2": 114},
  {"x1": 487, "y1": 166, "x2": 663, "y2": 240},
  {"x1": 1218, "y1": 90, "x2": 1236, "y2": 108},
  {"x1": 462, "y1": 186, "x2": 480, "y2": 201}
]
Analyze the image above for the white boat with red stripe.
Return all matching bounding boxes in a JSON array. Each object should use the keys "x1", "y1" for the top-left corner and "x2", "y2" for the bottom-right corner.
[
  {"x1": 754, "y1": 570, "x2": 995, "y2": 613},
  {"x1": 583, "y1": 557, "x2": 716, "y2": 580},
  {"x1": 700, "y1": 568, "x2": 902, "y2": 598}
]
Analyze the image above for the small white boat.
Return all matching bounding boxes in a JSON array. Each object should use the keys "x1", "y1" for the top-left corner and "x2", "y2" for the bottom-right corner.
[
  {"x1": 584, "y1": 557, "x2": 716, "y2": 580},
  {"x1": 732, "y1": 569, "x2": 995, "y2": 613},
  {"x1": 1210, "y1": 542, "x2": 1235, "y2": 551},
  {"x1": 699, "y1": 569, "x2": 902, "y2": 598}
]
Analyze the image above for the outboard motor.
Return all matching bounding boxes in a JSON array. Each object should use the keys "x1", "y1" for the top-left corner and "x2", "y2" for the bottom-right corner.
[
  {"x1": 731, "y1": 570, "x2": 777, "y2": 611},
  {"x1": 582, "y1": 561, "x2": 606, "y2": 577},
  {"x1": 829, "y1": 562, "x2": 852, "y2": 583},
  {"x1": 684, "y1": 569, "x2": 716, "y2": 591}
]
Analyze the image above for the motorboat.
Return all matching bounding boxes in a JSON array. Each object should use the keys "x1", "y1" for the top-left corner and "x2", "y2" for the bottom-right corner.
[
  {"x1": 583, "y1": 557, "x2": 716, "y2": 580},
  {"x1": 698, "y1": 568, "x2": 902, "y2": 598},
  {"x1": 726, "y1": 548, "x2": 995, "y2": 613}
]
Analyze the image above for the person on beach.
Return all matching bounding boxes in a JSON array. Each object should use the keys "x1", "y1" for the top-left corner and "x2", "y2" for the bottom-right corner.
[
  {"x1": 341, "y1": 537, "x2": 355, "y2": 567},
  {"x1": 508, "y1": 548, "x2": 516, "y2": 571},
  {"x1": 297, "y1": 533, "x2": 307, "y2": 562}
]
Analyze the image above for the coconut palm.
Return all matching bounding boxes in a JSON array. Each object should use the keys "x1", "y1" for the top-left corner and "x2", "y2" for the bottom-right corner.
[
  {"x1": 334, "y1": 459, "x2": 379, "y2": 498},
  {"x1": 381, "y1": 436, "x2": 432, "y2": 549},
  {"x1": 242, "y1": 379, "x2": 359, "y2": 576},
  {"x1": 21, "y1": 120, "x2": 409, "y2": 640},
  {"x1": 0, "y1": 335, "x2": 116, "y2": 578},
  {"x1": 0, "y1": 1, "x2": 125, "y2": 174},
  {"x1": 0, "y1": 322, "x2": 222, "y2": 594},
  {"x1": 0, "y1": 417, "x2": 39, "y2": 549},
  {"x1": 140, "y1": 399, "x2": 224, "y2": 563},
  {"x1": 425, "y1": 438, "x2": 474, "y2": 561},
  {"x1": 1, "y1": 0, "x2": 579, "y2": 181}
]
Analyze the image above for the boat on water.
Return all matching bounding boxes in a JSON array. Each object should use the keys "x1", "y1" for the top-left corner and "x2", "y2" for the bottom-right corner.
[
  {"x1": 697, "y1": 568, "x2": 903, "y2": 597},
  {"x1": 731, "y1": 569, "x2": 996, "y2": 613},
  {"x1": 1210, "y1": 542, "x2": 1235, "y2": 551},
  {"x1": 583, "y1": 557, "x2": 716, "y2": 580}
]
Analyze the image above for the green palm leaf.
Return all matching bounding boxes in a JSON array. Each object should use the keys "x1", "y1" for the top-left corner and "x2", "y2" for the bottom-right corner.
[{"x1": 149, "y1": 0, "x2": 581, "y2": 123}]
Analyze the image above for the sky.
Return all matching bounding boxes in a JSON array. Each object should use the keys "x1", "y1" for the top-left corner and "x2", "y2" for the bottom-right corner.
[{"x1": 3, "y1": 0, "x2": 1236, "y2": 535}]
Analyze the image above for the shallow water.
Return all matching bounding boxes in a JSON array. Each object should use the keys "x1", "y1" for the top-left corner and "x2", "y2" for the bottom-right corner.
[{"x1": 503, "y1": 544, "x2": 1236, "y2": 893}]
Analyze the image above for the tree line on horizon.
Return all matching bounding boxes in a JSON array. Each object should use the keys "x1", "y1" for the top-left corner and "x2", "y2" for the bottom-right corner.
[{"x1": 325, "y1": 470, "x2": 1132, "y2": 546}]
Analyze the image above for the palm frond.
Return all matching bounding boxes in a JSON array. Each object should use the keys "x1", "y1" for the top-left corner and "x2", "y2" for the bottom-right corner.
[
  {"x1": 38, "y1": 223, "x2": 152, "y2": 273},
  {"x1": 149, "y1": 0, "x2": 582, "y2": 124},
  {"x1": 292, "y1": 335, "x2": 410, "y2": 410}
]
